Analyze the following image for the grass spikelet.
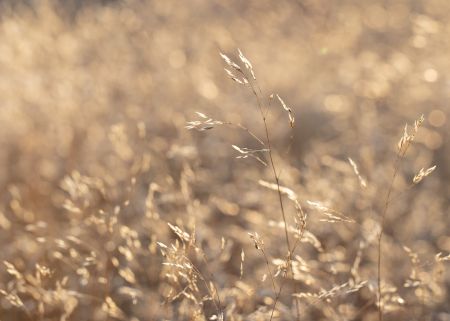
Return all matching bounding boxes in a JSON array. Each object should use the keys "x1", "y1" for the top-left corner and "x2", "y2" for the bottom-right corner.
[
  {"x1": 348, "y1": 157, "x2": 367, "y2": 188},
  {"x1": 413, "y1": 165, "x2": 437, "y2": 184},
  {"x1": 274, "y1": 94, "x2": 295, "y2": 128},
  {"x1": 306, "y1": 200, "x2": 355, "y2": 223}
]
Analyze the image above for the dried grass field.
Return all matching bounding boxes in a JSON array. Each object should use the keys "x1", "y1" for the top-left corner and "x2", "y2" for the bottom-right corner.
[{"x1": 0, "y1": 1, "x2": 449, "y2": 320}]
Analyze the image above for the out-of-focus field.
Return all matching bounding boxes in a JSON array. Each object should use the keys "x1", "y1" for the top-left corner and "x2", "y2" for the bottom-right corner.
[{"x1": 0, "y1": 1, "x2": 449, "y2": 320}]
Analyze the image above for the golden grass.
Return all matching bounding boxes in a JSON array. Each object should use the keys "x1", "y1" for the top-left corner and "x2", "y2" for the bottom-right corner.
[{"x1": 0, "y1": 1, "x2": 449, "y2": 320}]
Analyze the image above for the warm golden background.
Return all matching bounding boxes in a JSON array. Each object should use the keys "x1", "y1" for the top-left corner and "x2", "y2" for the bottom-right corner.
[{"x1": 0, "y1": 0, "x2": 449, "y2": 320}]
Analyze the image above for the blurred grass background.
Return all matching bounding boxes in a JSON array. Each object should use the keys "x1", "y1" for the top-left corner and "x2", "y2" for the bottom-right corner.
[{"x1": 0, "y1": 0, "x2": 448, "y2": 320}]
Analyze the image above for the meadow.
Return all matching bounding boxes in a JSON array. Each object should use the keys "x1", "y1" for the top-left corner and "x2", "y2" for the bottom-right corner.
[{"x1": 0, "y1": 1, "x2": 449, "y2": 320}]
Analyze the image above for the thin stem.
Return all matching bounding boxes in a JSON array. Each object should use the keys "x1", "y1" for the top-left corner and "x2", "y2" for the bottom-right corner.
[
  {"x1": 245, "y1": 79, "x2": 294, "y2": 319},
  {"x1": 222, "y1": 121, "x2": 266, "y2": 147},
  {"x1": 377, "y1": 147, "x2": 408, "y2": 321},
  {"x1": 236, "y1": 65, "x2": 300, "y2": 320},
  {"x1": 193, "y1": 244, "x2": 224, "y2": 318},
  {"x1": 260, "y1": 247, "x2": 277, "y2": 293},
  {"x1": 270, "y1": 269, "x2": 288, "y2": 321},
  {"x1": 245, "y1": 78, "x2": 292, "y2": 258}
]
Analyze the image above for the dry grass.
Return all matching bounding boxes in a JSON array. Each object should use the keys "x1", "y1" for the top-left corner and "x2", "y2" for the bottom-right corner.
[{"x1": 0, "y1": 1, "x2": 449, "y2": 320}]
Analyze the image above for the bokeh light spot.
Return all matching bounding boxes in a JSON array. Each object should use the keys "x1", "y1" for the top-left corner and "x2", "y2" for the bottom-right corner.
[
  {"x1": 428, "y1": 109, "x2": 446, "y2": 127},
  {"x1": 424, "y1": 68, "x2": 438, "y2": 82}
]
